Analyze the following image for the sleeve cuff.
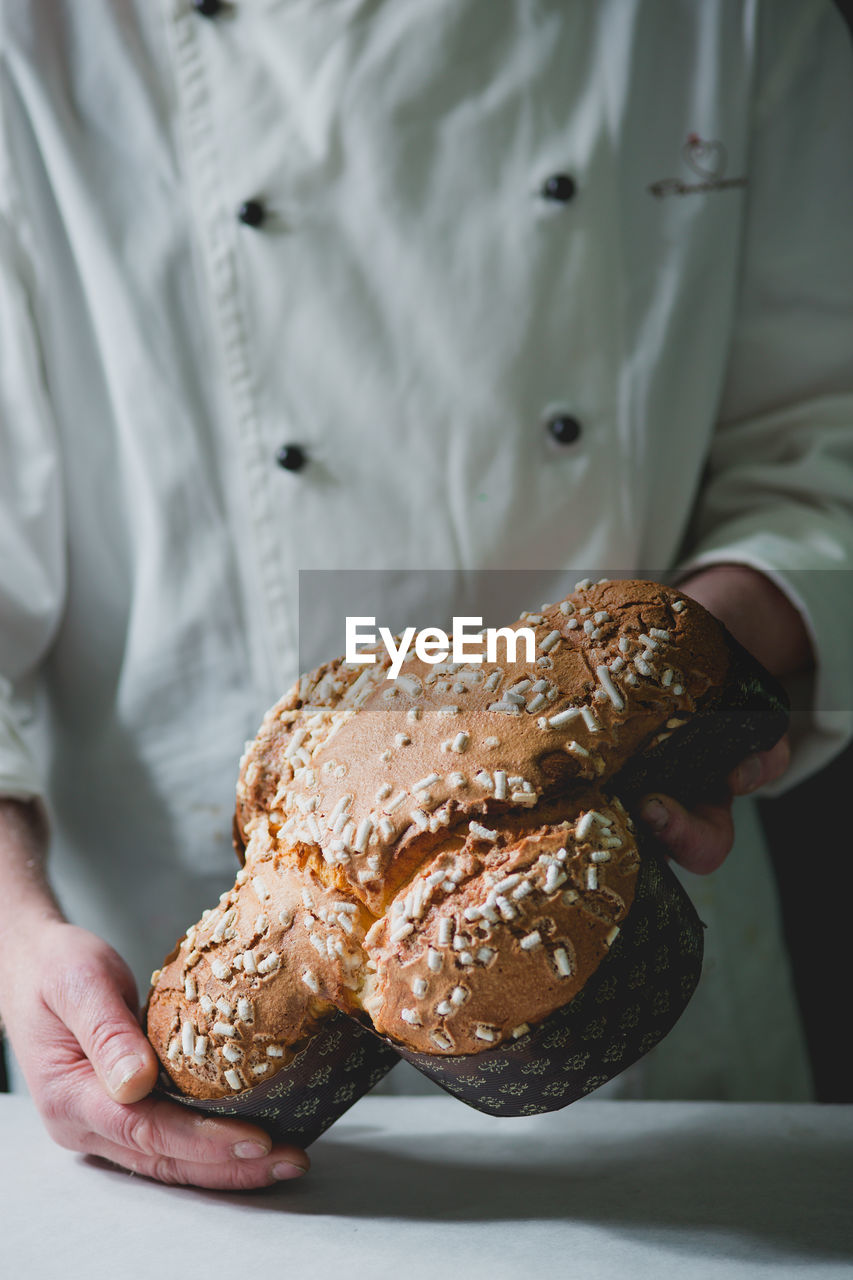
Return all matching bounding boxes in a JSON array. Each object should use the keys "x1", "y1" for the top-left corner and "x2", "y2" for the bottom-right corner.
[
  {"x1": 0, "y1": 684, "x2": 46, "y2": 802},
  {"x1": 674, "y1": 539, "x2": 853, "y2": 794}
]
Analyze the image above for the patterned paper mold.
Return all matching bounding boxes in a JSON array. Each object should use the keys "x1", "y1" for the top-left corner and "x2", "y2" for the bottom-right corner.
[
  {"x1": 377, "y1": 840, "x2": 703, "y2": 1115},
  {"x1": 157, "y1": 840, "x2": 699, "y2": 1139},
  {"x1": 158, "y1": 1012, "x2": 399, "y2": 1147}
]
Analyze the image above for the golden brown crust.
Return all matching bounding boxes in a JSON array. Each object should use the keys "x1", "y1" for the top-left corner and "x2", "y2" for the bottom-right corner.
[
  {"x1": 361, "y1": 794, "x2": 638, "y2": 1054},
  {"x1": 145, "y1": 849, "x2": 374, "y2": 1100},
  {"x1": 147, "y1": 579, "x2": 730, "y2": 1095}
]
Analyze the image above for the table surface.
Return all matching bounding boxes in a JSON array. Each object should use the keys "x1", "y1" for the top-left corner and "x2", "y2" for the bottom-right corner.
[{"x1": 4, "y1": 1095, "x2": 852, "y2": 1280}]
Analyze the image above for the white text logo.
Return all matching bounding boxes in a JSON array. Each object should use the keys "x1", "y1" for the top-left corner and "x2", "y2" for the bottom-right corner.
[{"x1": 345, "y1": 617, "x2": 536, "y2": 680}]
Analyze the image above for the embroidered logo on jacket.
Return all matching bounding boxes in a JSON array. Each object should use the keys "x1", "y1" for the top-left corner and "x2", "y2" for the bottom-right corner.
[{"x1": 648, "y1": 134, "x2": 747, "y2": 198}]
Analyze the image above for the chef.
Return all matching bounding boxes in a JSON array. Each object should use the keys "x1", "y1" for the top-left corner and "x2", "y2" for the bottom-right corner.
[{"x1": 0, "y1": 0, "x2": 851, "y2": 1189}]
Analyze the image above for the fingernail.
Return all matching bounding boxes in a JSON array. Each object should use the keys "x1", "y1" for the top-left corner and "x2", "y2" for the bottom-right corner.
[
  {"x1": 272, "y1": 1160, "x2": 308, "y2": 1181},
  {"x1": 735, "y1": 756, "x2": 763, "y2": 793},
  {"x1": 233, "y1": 1140, "x2": 270, "y2": 1160},
  {"x1": 108, "y1": 1054, "x2": 143, "y2": 1094},
  {"x1": 640, "y1": 798, "x2": 669, "y2": 831}
]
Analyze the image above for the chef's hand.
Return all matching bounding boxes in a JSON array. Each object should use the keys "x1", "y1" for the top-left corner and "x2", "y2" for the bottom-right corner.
[
  {"x1": 637, "y1": 565, "x2": 812, "y2": 874},
  {"x1": 639, "y1": 734, "x2": 791, "y2": 874},
  {"x1": 0, "y1": 915, "x2": 310, "y2": 1190}
]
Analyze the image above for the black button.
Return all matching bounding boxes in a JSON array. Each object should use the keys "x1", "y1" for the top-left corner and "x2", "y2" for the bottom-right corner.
[
  {"x1": 238, "y1": 199, "x2": 266, "y2": 228},
  {"x1": 547, "y1": 414, "x2": 582, "y2": 446},
  {"x1": 541, "y1": 173, "x2": 576, "y2": 203},
  {"x1": 276, "y1": 443, "x2": 307, "y2": 472},
  {"x1": 193, "y1": 0, "x2": 223, "y2": 16}
]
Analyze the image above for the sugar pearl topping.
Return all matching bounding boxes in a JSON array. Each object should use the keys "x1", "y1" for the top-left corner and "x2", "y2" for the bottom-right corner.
[{"x1": 148, "y1": 580, "x2": 727, "y2": 1086}]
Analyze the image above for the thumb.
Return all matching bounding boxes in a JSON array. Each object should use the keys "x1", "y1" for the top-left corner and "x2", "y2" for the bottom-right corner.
[
  {"x1": 638, "y1": 792, "x2": 735, "y2": 875},
  {"x1": 52, "y1": 958, "x2": 161, "y2": 1104}
]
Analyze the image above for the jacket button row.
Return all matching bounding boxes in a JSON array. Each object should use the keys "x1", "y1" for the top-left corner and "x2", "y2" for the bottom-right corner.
[
  {"x1": 253, "y1": 163, "x2": 578, "y2": 470},
  {"x1": 242, "y1": 182, "x2": 573, "y2": 228},
  {"x1": 203, "y1": 14, "x2": 579, "y2": 468},
  {"x1": 242, "y1": 176, "x2": 573, "y2": 231},
  {"x1": 275, "y1": 420, "x2": 579, "y2": 474},
  {"x1": 238, "y1": 177, "x2": 572, "y2": 231}
]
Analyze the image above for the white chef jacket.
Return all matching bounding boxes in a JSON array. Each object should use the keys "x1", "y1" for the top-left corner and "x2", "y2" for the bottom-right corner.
[{"x1": 2, "y1": 0, "x2": 852, "y2": 1101}]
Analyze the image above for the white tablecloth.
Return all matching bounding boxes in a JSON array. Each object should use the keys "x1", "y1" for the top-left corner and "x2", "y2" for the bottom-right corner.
[{"x1": 3, "y1": 1095, "x2": 851, "y2": 1279}]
